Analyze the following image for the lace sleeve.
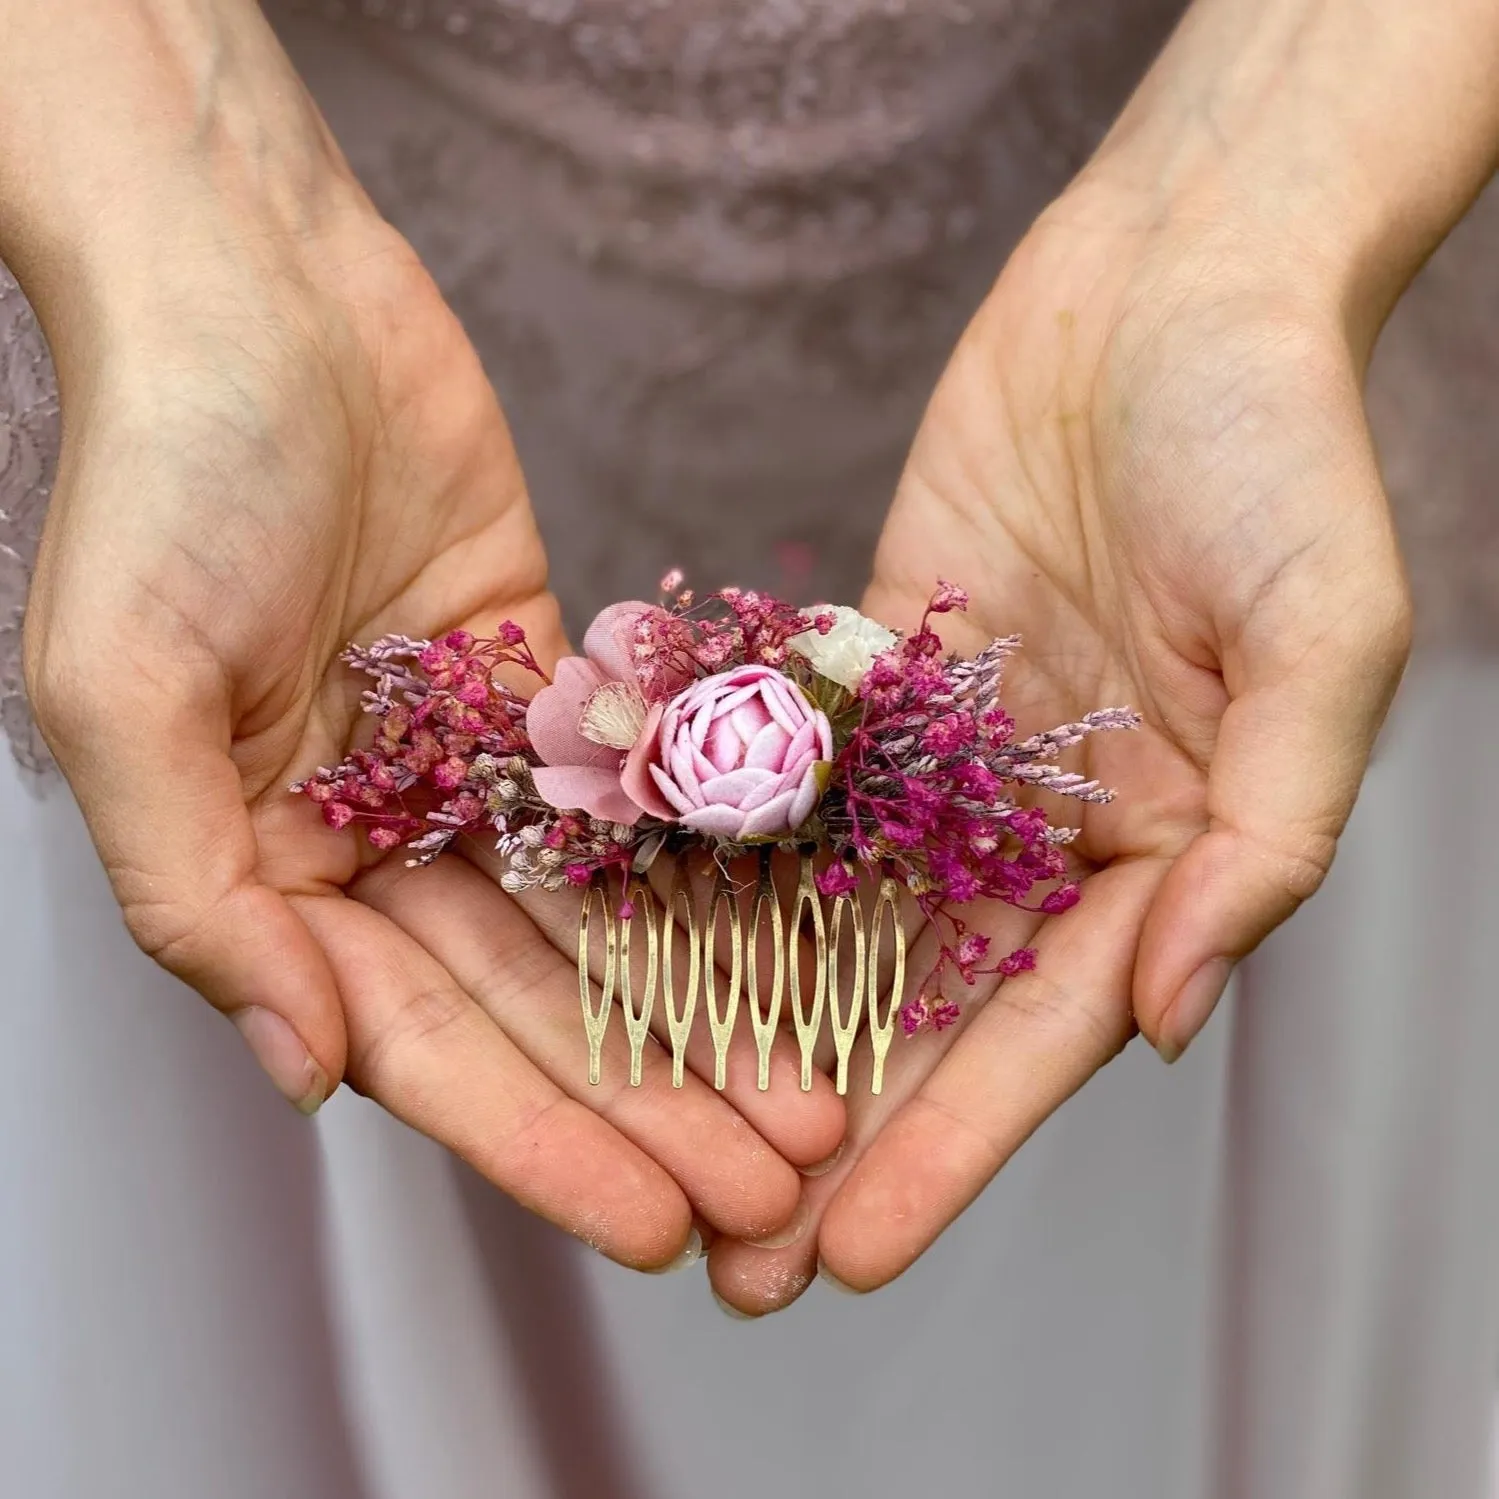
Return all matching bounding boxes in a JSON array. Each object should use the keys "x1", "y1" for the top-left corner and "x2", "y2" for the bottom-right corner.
[{"x1": 0, "y1": 262, "x2": 59, "y2": 776}]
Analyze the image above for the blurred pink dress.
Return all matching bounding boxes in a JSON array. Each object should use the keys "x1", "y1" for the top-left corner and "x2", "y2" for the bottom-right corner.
[{"x1": 2, "y1": 4, "x2": 1497, "y2": 1497}]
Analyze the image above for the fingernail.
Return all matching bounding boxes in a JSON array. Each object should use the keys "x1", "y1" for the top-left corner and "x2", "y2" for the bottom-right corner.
[
  {"x1": 231, "y1": 1007, "x2": 327, "y2": 1115},
  {"x1": 817, "y1": 1258, "x2": 864, "y2": 1295},
  {"x1": 1159, "y1": 957, "x2": 1234, "y2": 1063},
  {"x1": 744, "y1": 1198, "x2": 809, "y2": 1250},
  {"x1": 800, "y1": 1141, "x2": 845, "y2": 1178},
  {"x1": 648, "y1": 1227, "x2": 703, "y2": 1274},
  {"x1": 712, "y1": 1291, "x2": 758, "y2": 1321}
]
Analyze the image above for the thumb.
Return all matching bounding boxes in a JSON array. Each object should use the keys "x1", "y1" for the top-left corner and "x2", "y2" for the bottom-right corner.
[
  {"x1": 25, "y1": 635, "x2": 347, "y2": 1112},
  {"x1": 1133, "y1": 537, "x2": 1413, "y2": 1062}
]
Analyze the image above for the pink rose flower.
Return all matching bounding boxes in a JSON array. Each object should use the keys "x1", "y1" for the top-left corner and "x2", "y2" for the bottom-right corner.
[
  {"x1": 526, "y1": 601, "x2": 688, "y2": 825},
  {"x1": 622, "y1": 665, "x2": 832, "y2": 839}
]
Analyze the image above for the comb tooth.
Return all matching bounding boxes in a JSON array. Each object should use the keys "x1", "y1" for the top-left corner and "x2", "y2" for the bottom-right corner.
[
  {"x1": 582, "y1": 860, "x2": 908, "y2": 1098},
  {"x1": 788, "y1": 855, "x2": 827, "y2": 1092},
  {"x1": 746, "y1": 848, "x2": 786, "y2": 1092},
  {"x1": 617, "y1": 875, "x2": 659, "y2": 1087},
  {"x1": 661, "y1": 861, "x2": 701, "y2": 1089},
  {"x1": 826, "y1": 886, "x2": 867, "y2": 1096},
  {"x1": 866, "y1": 876, "x2": 906, "y2": 1096},
  {"x1": 579, "y1": 874, "x2": 616, "y2": 1087},
  {"x1": 703, "y1": 864, "x2": 742, "y2": 1091}
]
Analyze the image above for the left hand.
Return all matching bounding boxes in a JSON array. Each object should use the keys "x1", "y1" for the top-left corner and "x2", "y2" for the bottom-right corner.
[{"x1": 706, "y1": 163, "x2": 1412, "y2": 1311}]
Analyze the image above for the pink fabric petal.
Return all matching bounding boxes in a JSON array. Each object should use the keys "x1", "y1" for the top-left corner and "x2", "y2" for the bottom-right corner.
[
  {"x1": 698, "y1": 768, "x2": 775, "y2": 805},
  {"x1": 689, "y1": 698, "x2": 713, "y2": 750},
  {"x1": 738, "y1": 770, "x2": 793, "y2": 812},
  {"x1": 704, "y1": 666, "x2": 751, "y2": 690},
  {"x1": 704, "y1": 715, "x2": 743, "y2": 774},
  {"x1": 668, "y1": 732, "x2": 705, "y2": 804},
  {"x1": 673, "y1": 730, "x2": 719, "y2": 792},
  {"x1": 648, "y1": 763, "x2": 695, "y2": 816},
  {"x1": 759, "y1": 679, "x2": 805, "y2": 735},
  {"x1": 679, "y1": 804, "x2": 750, "y2": 839},
  {"x1": 814, "y1": 712, "x2": 834, "y2": 759},
  {"x1": 582, "y1": 600, "x2": 655, "y2": 685},
  {"x1": 530, "y1": 764, "x2": 642, "y2": 825},
  {"x1": 709, "y1": 683, "x2": 763, "y2": 718},
  {"x1": 743, "y1": 721, "x2": 792, "y2": 771},
  {"x1": 692, "y1": 747, "x2": 721, "y2": 789},
  {"x1": 737, "y1": 789, "x2": 797, "y2": 838},
  {"x1": 526, "y1": 657, "x2": 617, "y2": 769},
  {"x1": 619, "y1": 702, "x2": 676, "y2": 820},
  {"x1": 730, "y1": 698, "x2": 772, "y2": 743},
  {"x1": 782, "y1": 717, "x2": 818, "y2": 771},
  {"x1": 787, "y1": 763, "x2": 822, "y2": 829},
  {"x1": 656, "y1": 703, "x2": 685, "y2": 763}
]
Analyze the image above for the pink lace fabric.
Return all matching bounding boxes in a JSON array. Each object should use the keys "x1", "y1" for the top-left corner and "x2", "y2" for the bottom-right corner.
[
  {"x1": 0, "y1": 267, "x2": 57, "y2": 774},
  {"x1": 266, "y1": 0, "x2": 1186, "y2": 616},
  {"x1": 1, "y1": 0, "x2": 1496, "y2": 773}
]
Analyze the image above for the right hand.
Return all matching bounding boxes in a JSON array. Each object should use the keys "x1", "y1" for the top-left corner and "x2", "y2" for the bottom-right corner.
[{"x1": 19, "y1": 12, "x2": 839, "y2": 1266}]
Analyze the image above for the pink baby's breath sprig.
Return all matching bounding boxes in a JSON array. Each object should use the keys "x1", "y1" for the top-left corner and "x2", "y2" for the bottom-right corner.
[
  {"x1": 294, "y1": 624, "x2": 601, "y2": 877},
  {"x1": 642, "y1": 584, "x2": 832, "y2": 677},
  {"x1": 804, "y1": 588, "x2": 1139, "y2": 1034}
]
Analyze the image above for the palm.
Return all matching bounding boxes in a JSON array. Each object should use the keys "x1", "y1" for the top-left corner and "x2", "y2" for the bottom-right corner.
[
  {"x1": 32, "y1": 225, "x2": 831, "y2": 1266},
  {"x1": 708, "y1": 183, "x2": 1410, "y2": 1311}
]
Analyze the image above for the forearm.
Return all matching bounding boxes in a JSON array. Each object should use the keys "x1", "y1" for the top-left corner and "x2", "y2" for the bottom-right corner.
[
  {"x1": 1087, "y1": 0, "x2": 1499, "y2": 338},
  {"x1": 0, "y1": 1, "x2": 354, "y2": 337}
]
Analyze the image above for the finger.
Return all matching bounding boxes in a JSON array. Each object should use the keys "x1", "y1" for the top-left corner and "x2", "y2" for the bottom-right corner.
[
  {"x1": 815, "y1": 859, "x2": 1161, "y2": 1294},
  {"x1": 468, "y1": 843, "x2": 847, "y2": 1169},
  {"x1": 294, "y1": 891, "x2": 694, "y2": 1269},
  {"x1": 26, "y1": 642, "x2": 346, "y2": 1111},
  {"x1": 707, "y1": 1123, "x2": 862, "y2": 1316},
  {"x1": 354, "y1": 854, "x2": 803, "y2": 1240},
  {"x1": 1133, "y1": 553, "x2": 1412, "y2": 1060},
  {"x1": 709, "y1": 890, "x2": 1044, "y2": 1315}
]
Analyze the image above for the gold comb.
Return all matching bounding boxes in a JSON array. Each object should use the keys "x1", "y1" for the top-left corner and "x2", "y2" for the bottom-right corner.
[{"x1": 577, "y1": 848, "x2": 907, "y2": 1096}]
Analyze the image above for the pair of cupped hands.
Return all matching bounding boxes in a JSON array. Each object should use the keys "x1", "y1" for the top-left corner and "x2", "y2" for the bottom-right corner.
[{"x1": 22, "y1": 106, "x2": 1410, "y2": 1317}]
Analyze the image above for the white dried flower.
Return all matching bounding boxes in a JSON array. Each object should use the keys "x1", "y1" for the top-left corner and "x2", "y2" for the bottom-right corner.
[
  {"x1": 789, "y1": 605, "x2": 898, "y2": 691},
  {"x1": 518, "y1": 824, "x2": 546, "y2": 848},
  {"x1": 578, "y1": 681, "x2": 649, "y2": 750},
  {"x1": 500, "y1": 869, "x2": 529, "y2": 894}
]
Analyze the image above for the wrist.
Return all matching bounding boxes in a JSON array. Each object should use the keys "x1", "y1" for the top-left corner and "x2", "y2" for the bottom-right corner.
[
  {"x1": 0, "y1": 1, "x2": 363, "y2": 356},
  {"x1": 1078, "y1": 0, "x2": 1499, "y2": 348}
]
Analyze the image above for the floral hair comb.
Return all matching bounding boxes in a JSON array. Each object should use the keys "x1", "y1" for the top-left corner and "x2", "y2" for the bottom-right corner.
[{"x1": 295, "y1": 577, "x2": 1138, "y2": 1095}]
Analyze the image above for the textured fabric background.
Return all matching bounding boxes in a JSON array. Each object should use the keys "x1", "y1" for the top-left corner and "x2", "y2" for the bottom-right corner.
[{"x1": 4, "y1": 0, "x2": 1495, "y2": 772}]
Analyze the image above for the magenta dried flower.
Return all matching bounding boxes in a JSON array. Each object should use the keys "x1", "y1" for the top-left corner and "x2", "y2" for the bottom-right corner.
[
  {"x1": 927, "y1": 580, "x2": 969, "y2": 614},
  {"x1": 815, "y1": 861, "x2": 861, "y2": 899}
]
